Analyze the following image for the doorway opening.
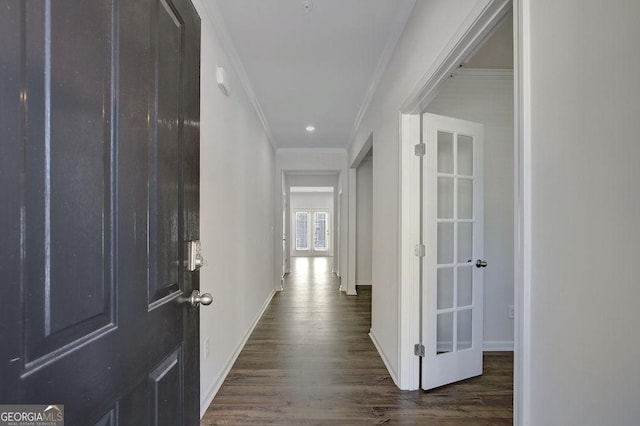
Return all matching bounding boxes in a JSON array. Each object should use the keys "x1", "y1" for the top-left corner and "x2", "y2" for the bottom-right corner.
[
  {"x1": 421, "y1": 10, "x2": 514, "y2": 391},
  {"x1": 355, "y1": 149, "x2": 373, "y2": 289},
  {"x1": 397, "y1": 1, "x2": 517, "y2": 412},
  {"x1": 280, "y1": 172, "x2": 342, "y2": 292}
]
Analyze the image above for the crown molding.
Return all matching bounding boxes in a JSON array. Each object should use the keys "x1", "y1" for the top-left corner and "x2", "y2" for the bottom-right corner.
[
  {"x1": 453, "y1": 68, "x2": 514, "y2": 79},
  {"x1": 276, "y1": 147, "x2": 347, "y2": 155},
  {"x1": 199, "y1": 0, "x2": 276, "y2": 147},
  {"x1": 347, "y1": 0, "x2": 416, "y2": 150}
]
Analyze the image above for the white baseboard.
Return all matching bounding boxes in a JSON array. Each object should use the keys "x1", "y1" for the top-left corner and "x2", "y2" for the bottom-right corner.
[
  {"x1": 369, "y1": 329, "x2": 399, "y2": 387},
  {"x1": 199, "y1": 289, "x2": 276, "y2": 418},
  {"x1": 355, "y1": 280, "x2": 372, "y2": 286},
  {"x1": 483, "y1": 340, "x2": 514, "y2": 351}
]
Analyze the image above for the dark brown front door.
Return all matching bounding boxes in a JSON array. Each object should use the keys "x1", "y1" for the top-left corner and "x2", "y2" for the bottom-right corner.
[{"x1": 0, "y1": 0, "x2": 201, "y2": 424}]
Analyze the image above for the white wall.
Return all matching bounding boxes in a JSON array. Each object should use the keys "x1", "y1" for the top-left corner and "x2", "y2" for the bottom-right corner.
[
  {"x1": 193, "y1": 0, "x2": 276, "y2": 416},
  {"x1": 349, "y1": 0, "x2": 486, "y2": 380},
  {"x1": 290, "y1": 191, "x2": 334, "y2": 256},
  {"x1": 426, "y1": 70, "x2": 514, "y2": 348},
  {"x1": 290, "y1": 191, "x2": 334, "y2": 210},
  {"x1": 524, "y1": 0, "x2": 640, "y2": 424},
  {"x1": 356, "y1": 153, "x2": 373, "y2": 285}
]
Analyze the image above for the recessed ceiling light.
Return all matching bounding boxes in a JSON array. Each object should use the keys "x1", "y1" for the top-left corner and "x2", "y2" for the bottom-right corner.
[
  {"x1": 302, "y1": 1, "x2": 312, "y2": 13},
  {"x1": 306, "y1": 125, "x2": 315, "y2": 132}
]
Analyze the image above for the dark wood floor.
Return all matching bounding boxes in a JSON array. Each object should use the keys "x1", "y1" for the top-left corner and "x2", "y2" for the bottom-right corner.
[{"x1": 201, "y1": 257, "x2": 513, "y2": 425}]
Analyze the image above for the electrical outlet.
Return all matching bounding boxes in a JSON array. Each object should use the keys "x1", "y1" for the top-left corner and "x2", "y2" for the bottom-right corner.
[
  {"x1": 508, "y1": 305, "x2": 515, "y2": 319},
  {"x1": 204, "y1": 338, "x2": 210, "y2": 359}
]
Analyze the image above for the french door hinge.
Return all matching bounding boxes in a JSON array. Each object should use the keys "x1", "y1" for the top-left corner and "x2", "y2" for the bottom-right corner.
[
  {"x1": 414, "y1": 343, "x2": 425, "y2": 357},
  {"x1": 414, "y1": 143, "x2": 425, "y2": 157},
  {"x1": 414, "y1": 244, "x2": 425, "y2": 257}
]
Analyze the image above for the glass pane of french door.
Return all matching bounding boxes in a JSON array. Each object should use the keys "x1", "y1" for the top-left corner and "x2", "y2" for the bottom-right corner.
[
  {"x1": 295, "y1": 212, "x2": 309, "y2": 250},
  {"x1": 313, "y1": 212, "x2": 328, "y2": 251}
]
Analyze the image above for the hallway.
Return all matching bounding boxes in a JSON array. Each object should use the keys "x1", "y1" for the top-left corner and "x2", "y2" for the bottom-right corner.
[{"x1": 201, "y1": 257, "x2": 513, "y2": 425}]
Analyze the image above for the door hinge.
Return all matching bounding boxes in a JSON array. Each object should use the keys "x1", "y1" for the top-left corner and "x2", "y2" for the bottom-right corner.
[
  {"x1": 414, "y1": 343, "x2": 425, "y2": 357},
  {"x1": 414, "y1": 244, "x2": 425, "y2": 257},
  {"x1": 414, "y1": 143, "x2": 425, "y2": 157}
]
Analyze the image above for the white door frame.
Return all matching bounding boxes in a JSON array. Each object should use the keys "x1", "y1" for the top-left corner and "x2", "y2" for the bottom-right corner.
[
  {"x1": 397, "y1": 1, "x2": 531, "y2": 424},
  {"x1": 347, "y1": 168, "x2": 357, "y2": 295},
  {"x1": 347, "y1": 133, "x2": 374, "y2": 296}
]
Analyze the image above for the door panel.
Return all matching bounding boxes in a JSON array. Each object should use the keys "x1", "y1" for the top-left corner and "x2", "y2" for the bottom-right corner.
[
  {"x1": 149, "y1": 349, "x2": 183, "y2": 426},
  {"x1": 148, "y1": 0, "x2": 185, "y2": 306},
  {"x1": 22, "y1": 0, "x2": 116, "y2": 367},
  {"x1": 0, "y1": 0, "x2": 201, "y2": 424},
  {"x1": 422, "y1": 113, "x2": 484, "y2": 390}
]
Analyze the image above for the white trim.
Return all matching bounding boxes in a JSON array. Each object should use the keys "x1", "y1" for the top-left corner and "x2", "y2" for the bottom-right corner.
[
  {"x1": 514, "y1": 1, "x2": 531, "y2": 424},
  {"x1": 369, "y1": 330, "x2": 399, "y2": 387},
  {"x1": 276, "y1": 147, "x2": 347, "y2": 156},
  {"x1": 347, "y1": 168, "x2": 357, "y2": 295},
  {"x1": 339, "y1": 170, "x2": 349, "y2": 292},
  {"x1": 349, "y1": 133, "x2": 373, "y2": 169},
  {"x1": 290, "y1": 186, "x2": 334, "y2": 193},
  {"x1": 355, "y1": 281, "x2": 372, "y2": 286},
  {"x1": 198, "y1": 1, "x2": 275, "y2": 146},
  {"x1": 348, "y1": 134, "x2": 375, "y2": 296},
  {"x1": 398, "y1": 113, "x2": 421, "y2": 390},
  {"x1": 453, "y1": 68, "x2": 514, "y2": 79},
  {"x1": 347, "y1": 1, "x2": 417, "y2": 148},
  {"x1": 199, "y1": 289, "x2": 276, "y2": 418},
  {"x1": 400, "y1": 0, "x2": 511, "y2": 114},
  {"x1": 484, "y1": 341, "x2": 515, "y2": 351}
]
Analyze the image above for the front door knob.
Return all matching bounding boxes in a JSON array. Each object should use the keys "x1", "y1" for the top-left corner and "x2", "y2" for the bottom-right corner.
[
  {"x1": 187, "y1": 290, "x2": 213, "y2": 308},
  {"x1": 476, "y1": 259, "x2": 488, "y2": 268}
]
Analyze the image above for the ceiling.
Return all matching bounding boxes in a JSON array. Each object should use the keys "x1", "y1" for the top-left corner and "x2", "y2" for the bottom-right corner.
[{"x1": 210, "y1": 0, "x2": 416, "y2": 150}]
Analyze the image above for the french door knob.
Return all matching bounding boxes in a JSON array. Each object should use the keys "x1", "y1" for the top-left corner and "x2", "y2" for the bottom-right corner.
[
  {"x1": 476, "y1": 259, "x2": 488, "y2": 268},
  {"x1": 186, "y1": 290, "x2": 213, "y2": 308}
]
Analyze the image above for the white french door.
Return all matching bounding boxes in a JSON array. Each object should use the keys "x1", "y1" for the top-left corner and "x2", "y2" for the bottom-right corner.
[
  {"x1": 421, "y1": 113, "x2": 485, "y2": 390},
  {"x1": 293, "y1": 209, "x2": 330, "y2": 256}
]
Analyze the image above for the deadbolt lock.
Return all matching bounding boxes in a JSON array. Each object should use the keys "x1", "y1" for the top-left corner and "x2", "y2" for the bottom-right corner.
[{"x1": 186, "y1": 240, "x2": 208, "y2": 271}]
